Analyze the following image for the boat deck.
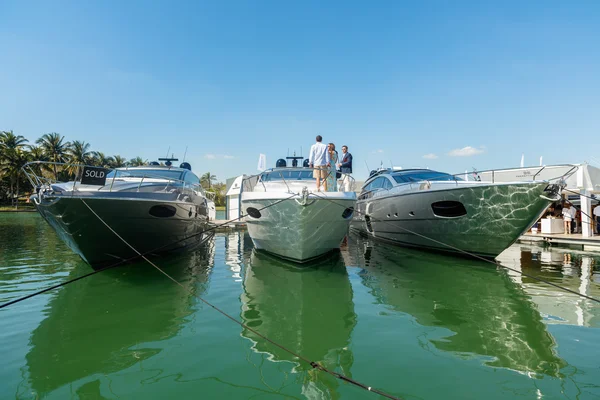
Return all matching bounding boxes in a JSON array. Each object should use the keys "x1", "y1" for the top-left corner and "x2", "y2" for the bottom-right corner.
[{"x1": 519, "y1": 232, "x2": 600, "y2": 252}]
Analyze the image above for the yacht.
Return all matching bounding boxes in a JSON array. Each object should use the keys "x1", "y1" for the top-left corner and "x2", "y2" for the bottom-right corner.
[
  {"x1": 22, "y1": 158, "x2": 211, "y2": 269},
  {"x1": 351, "y1": 168, "x2": 564, "y2": 259},
  {"x1": 241, "y1": 157, "x2": 356, "y2": 262}
]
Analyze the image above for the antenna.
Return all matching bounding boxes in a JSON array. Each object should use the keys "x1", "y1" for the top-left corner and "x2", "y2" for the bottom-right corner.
[
  {"x1": 390, "y1": 160, "x2": 393, "y2": 169},
  {"x1": 165, "y1": 146, "x2": 171, "y2": 159},
  {"x1": 183, "y1": 146, "x2": 188, "y2": 162},
  {"x1": 364, "y1": 160, "x2": 370, "y2": 171}
]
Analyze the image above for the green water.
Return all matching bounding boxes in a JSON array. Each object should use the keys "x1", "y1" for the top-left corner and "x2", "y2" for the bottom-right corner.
[{"x1": 1, "y1": 213, "x2": 600, "y2": 399}]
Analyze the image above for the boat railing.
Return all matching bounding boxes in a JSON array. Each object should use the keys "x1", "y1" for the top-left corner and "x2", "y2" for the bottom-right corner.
[
  {"x1": 21, "y1": 161, "x2": 206, "y2": 197},
  {"x1": 242, "y1": 167, "x2": 357, "y2": 193},
  {"x1": 463, "y1": 164, "x2": 578, "y2": 184},
  {"x1": 368, "y1": 164, "x2": 578, "y2": 190}
]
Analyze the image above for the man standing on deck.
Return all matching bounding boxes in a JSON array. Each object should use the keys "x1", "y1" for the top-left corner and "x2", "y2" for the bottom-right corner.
[
  {"x1": 308, "y1": 135, "x2": 330, "y2": 191},
  {"x1": 337, "y1": 145, "x2": 353, "y2": 192}
]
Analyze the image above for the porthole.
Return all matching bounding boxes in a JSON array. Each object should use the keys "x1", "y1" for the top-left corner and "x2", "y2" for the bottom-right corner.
[
  {"x1": 431, "y1": 201, "x2": 467, "y2": 218},
  {"x1": 149, "y1": 205, "x2": 177, "y2": 218}
]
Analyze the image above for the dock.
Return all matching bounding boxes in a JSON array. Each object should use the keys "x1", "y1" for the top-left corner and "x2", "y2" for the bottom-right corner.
[
  {"x1": 209, "y1": 220, "x2": 247, "y2": 233},
  {"x1": 519, "y1": 232, "x2": 600, "y2": 252}
]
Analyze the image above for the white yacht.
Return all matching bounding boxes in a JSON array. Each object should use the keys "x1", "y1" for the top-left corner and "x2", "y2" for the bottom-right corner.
[
  {"x1": 241, "y1": 157, "x2": 356, "y2": 262},
  {"x1": 351, "y1": 168, "x2": 564, "y2": 259},
  {"x1": 22, "y1": 159, "x2": 211, "y2": 269}
]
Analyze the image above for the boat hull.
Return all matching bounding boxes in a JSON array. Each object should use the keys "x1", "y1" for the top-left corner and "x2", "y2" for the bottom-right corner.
[
  {"x1": 34, "y1": 195, "x2": 210, "y2": 269},
  {"x1": 242, "y1": 193, "x2": 356, "y2": 262},
  {"x1": 351, "y1": 182, "x2": 553, "y2": 259}
]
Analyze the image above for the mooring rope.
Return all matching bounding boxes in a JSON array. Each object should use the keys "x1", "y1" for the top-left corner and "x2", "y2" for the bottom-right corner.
[
  {"x1": 0, "y1": 193, "x2": 299, "y2": 309},
  {"x1": 561, "y1": 188, "x2": 598, "y2": 229},
  {"x1": 310, "y1": 192, "x2": 600, "y2": 304},
  {"x1": 79, "y1": 198, "x2": 402, "y2": 400}
]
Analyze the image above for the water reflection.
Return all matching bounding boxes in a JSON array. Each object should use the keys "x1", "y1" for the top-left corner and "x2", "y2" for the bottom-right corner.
[
  {"x1": 497, "y1": 244, "x2": 600, "y2": 327},
  {"x1": 0, "y1": 213, "x2": 83, "y2": 302},
  {"x1": 240, "y1": 250, "x2": 356, "y2": 399},
  {"x1": 347, "y1": 235, "x2": 566, "y2": 378},
  {"x1": 23, "y1": 239, "x2": 216, "y2": 397}
]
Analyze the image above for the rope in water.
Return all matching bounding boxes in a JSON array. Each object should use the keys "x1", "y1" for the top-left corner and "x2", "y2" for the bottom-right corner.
[
  {"x1": 79, "y1": 198, "x2": 402, "y2": 400},
  {"x1": 0, "y1": 193, "x2": 298, "y2": 310},
  {"x1": 310, "y1": 192, "x2": 600, "y2": 304},
  {"x1": 3, "y1": 175, "x2": 597, "y2": 396}
]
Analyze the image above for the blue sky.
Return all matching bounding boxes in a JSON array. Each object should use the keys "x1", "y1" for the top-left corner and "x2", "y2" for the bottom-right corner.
[{"x1": 1, "y1": 1, "x2": 599, "y2": 181}]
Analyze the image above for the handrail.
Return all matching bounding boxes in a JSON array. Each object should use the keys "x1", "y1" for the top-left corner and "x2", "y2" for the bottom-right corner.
[
  {"x1": 137, "y1": 176, "x2": 145, "y2": 192},
  {"x1": 276, "y1": 170, "x2": 292, "y2": 192},
  {"x1": 243, "y1": 167, "x2": 358, "y2": 193},
  {"x1": 361, "y1": 164, "x2": 579, "y2": 193}
]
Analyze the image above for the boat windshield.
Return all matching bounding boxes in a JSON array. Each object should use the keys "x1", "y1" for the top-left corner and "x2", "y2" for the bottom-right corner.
[
  {"x1": 261, "y1": 170, "x2": 315, "y2": 182},
  {"x1": 392, "y1": 171, "x2": 462, "y2": 183},
  {"x1": 106, "y1": 169, "x2": 184, "y2": 181}
]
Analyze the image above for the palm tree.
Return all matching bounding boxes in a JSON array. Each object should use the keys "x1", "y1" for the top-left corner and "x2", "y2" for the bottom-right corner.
[
  {"x1": 36, "y1": 132, "x2": 69, "y2": 180},
  {"x1": 0, "y1": 131, "x2": 29, "y2": 206},
  {"x1": 211, "y1": 182, "x2": 226, "y2": 206},
  {"x1": 0, "y1": 148, "x2": 29, "y2": 207},
  {"x1": 92, "y1": 151, "x2": 114, "y2": 168},
  {"x1": 28, "y1": 145, "x2": 46, "y2": 161},
  {"x1": 200, "y1": 172, "x2": 217, "y2": 189},
  {"x1": 110, "y1": 155, "x2": 127, "y2": 168},
  {"x1": 26, "y1": 145, "x2": 47, "y2": 176},
  {"x1": 0, "y1": 130, "x2": 29, "y2": 151},
  {"x1": 128, "y1": 157, "x2": 147, "y2": 167},
  {"x1": 66, "y1": 140, "x2": 92, "y2": 178}
]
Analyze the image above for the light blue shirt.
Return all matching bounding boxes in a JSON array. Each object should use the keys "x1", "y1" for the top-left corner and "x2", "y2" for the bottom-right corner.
[{"x1": 308, "y1": 142, "x2": 330, "y2": 166}]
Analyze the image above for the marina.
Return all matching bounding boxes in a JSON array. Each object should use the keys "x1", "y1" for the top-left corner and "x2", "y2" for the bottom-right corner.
[
  {"x1": 1, "y1": 213, "x2": 599, "y2": 399},
  {"x1": 2, "y1": 2, "x2": 600, "y2": 399}
]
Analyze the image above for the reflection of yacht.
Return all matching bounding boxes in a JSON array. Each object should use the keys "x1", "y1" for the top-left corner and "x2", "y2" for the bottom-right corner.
[
  {"x1": 24, "y1": 241, "x2": 215, "y2": 398},
  {"x1": 351, "y1": 168, "x2": 563, "y2": 259},
  {"x1": 498, "y1": 244, "x2": 600, "y2": 327},
  {"x1": 22, "y1": 159, "x2": 211, "y2": 269},
  {"x1": 240, "y1": 249, "x2": 356, "y2": 398},
  {"x1": 348, "y1": 235, "x2": 566, "y2": 377},
  {"x1": 241, "y1": 157, "x2": 356, "y2": 262}
]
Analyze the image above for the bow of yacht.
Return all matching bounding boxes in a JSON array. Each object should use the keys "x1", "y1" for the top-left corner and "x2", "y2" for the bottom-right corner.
[
  {"x1": 351, "y1": 167, "x2": 566, "y2": 259},
  {"x1": 241, "y1": 165, "x2": 356, "y2": 262},
  {"x1": 22, "y1": 160, "x2": 211, "y2": 269}
]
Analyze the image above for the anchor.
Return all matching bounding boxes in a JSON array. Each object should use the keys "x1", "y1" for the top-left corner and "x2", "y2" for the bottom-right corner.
[{"x1": 295, "y1": 186, "x2": 315, "y2": 206}]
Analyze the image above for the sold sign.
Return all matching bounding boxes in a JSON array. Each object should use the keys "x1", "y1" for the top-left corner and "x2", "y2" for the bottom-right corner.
[{"x1": 81, "y1": 166, "x2": 108, "y2": 185}]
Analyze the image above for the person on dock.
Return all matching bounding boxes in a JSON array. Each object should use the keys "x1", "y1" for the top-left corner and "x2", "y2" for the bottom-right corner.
[
  {"x1": 308, "y1": 135, "x2": 330, "y2": 191},
  {"x1": 336, "y1": 145, "x2": 353, "y2": 192},
  {"x1": 594, "y1": 205, "x2": 600, "y2": 234},
  {"x1": 562, "y1": 204, "x2": 573, "y2": 235}
]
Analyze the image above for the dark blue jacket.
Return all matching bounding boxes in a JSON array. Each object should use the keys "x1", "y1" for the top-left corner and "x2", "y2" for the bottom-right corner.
[{"x1": 339, "y1": 152, "x2": 353, "y2": 174}]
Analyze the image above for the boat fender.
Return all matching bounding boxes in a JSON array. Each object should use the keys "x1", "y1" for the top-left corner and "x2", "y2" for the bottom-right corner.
[{"x1": 420, "y1": 181, "x2": 431, "y2": 190}]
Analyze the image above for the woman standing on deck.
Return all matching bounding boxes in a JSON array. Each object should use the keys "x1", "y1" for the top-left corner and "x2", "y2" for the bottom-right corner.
[{"x1": 326, "y1": 143, "x2": 338, "y2": 192}]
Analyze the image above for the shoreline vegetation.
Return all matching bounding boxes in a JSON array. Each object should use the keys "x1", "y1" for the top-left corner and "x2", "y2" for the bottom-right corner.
[{"x1": 0, "y1": 130, "x2": 227, "y2": 210}]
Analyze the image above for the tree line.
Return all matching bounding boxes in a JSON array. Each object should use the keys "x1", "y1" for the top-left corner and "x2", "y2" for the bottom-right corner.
[{"x1": 0, "y1": 130, "x2": 226, "y2": 207}]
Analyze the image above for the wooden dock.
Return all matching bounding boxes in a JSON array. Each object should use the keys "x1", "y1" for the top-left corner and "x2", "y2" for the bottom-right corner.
[{"x1": 519, "y1": 232, "x2": 600, "y2": 252}]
